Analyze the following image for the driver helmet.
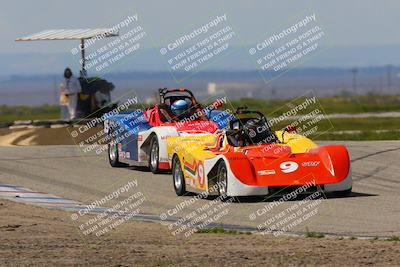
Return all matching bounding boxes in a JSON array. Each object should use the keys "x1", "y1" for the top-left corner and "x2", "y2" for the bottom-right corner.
[{"x1": 171, "y1": 99, "x2": 188, "y2": 117}]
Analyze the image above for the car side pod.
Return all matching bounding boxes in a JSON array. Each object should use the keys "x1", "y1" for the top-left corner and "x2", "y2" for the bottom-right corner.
[
  {"x1": 315, "y1": 145, "x2": 352, "y2": 193},
  {"x1": 315, "y1": 145, "x2": 351, "y2": 182}
]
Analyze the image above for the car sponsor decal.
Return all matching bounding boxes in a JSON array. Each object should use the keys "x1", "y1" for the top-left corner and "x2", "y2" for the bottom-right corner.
[
  {"x1": 161, "y1": 135, "x2": 173, "y2": 140},
  {"x1": 302, "y1": 161, "x2": 320, "y2": 167},
  {"x1": 160, "y1": 157, "x2": 169, "y2": 162},
  {"x1": 118, "y1": 151, "x2": 130, "y2": 159},
  {"x1": 257, "y1": 169, "x2": 276, "y2": 176}
]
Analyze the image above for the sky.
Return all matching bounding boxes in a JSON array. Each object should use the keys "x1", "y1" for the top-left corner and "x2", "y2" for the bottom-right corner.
[
  {"x1": 1, "y1": 0, "x2": 400, "y2": 75},
  {"x1": 1, "y1": 0, "x2": 400, "y2": 53}
]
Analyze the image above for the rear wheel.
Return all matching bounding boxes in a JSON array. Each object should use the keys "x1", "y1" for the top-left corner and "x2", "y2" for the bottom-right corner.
[
  {"x1": 172, "y1": 155, "x2": 187, "y2": 196},
  {"x1": 108, "y1": 135, "x2": 124, "y2": 167},
  {"x1": 149, "y1": 135, "x2": 160, "y2": 173},
  {"x1": 217, "y1": 161, "x2": 228, "y2": 197}
]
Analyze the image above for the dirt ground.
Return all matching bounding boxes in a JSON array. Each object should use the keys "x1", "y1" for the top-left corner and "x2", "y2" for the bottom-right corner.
[
  {"x1": 0, "y1": 127, "x2": 101, "y2": 146},
  {"x1": 0, "y1": 199, "x2": 399, "y2": 267}
]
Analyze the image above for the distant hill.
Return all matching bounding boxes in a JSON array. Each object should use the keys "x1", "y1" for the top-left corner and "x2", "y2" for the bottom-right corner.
[
  {"x1": 1, "y1": 44, "x2": 400, "y2": 76},
  {"x1": 0, "y1": 65, "x2": 399, "y2": 106},
  {"x1": 1, "y1": 43, "x2": 400, "y2": 105}
]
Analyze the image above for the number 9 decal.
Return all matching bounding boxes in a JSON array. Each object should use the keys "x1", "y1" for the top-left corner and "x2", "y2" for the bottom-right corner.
[
  {"x1": 280, "y1": 161, "x2": 298, "y2": 173},
  {"x1": 104, "y1": 120, "x2": 109, "y2": 133},
  {"x1": 197, "y1": 162, "x2": 205, "y2": 186}
]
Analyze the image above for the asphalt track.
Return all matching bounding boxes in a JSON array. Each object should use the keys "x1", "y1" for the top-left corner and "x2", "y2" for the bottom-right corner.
[{"x1": 0, "y1": 141, "x2": 399, "y2": 237}]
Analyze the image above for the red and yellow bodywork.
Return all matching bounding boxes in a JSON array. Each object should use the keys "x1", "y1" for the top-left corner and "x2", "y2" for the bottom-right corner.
[{"x1": 167, "y1": 131, "x2": 352, "y2": 196}]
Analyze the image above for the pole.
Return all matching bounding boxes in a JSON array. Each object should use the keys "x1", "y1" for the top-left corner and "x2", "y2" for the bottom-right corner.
[
  {"x1": 80, "y1": 39, "x2": 86, "y2": 77},
  {"x1": 351, "y1": 67, "x2": 358, "y2": 94},
  {"x1": 386, "y1": 64, "x2": 392, "y2": 91}
]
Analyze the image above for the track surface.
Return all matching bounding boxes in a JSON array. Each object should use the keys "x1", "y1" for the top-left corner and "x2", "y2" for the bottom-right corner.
[{"x1": 0, "y1": 141, "x2": 399, "y2": 237}]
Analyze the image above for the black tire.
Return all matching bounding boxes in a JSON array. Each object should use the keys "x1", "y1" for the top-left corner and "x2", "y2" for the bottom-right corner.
[
  {"x1": 108, "y1": 135, "x2": 124, "y2": 167},
  {"x1": 332, "y1": 187, "x2": 352, "y2": 197},
  {"x1": 217, "y1": 161, "x2": 228, "y2": 197},
  {"x1": 149, "y1": 135, "x2": 160, "y2": 174},
  {"x1": 172, "y1": 155, "x2": 187, "y2": 196}
]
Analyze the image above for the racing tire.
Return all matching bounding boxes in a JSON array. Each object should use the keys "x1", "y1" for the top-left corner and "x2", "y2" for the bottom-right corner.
[
  {"x1": 108, "y1": 136, "x2": 125, "y2": 167},
  {"x1": 172, "y1": 155, "x2": 187, "y2": 196},
  {"x1": 149, "y1": 135, "x2": 160, "y2": 174},
  {"x1": 332, "y1": 187, "x2": 352, "y2": 197},
  {"x1": 217, "y1": 161, "x2": 228, "y2": 198}
]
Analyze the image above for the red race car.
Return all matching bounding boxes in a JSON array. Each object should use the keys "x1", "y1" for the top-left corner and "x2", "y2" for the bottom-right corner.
[{"x1": 104, "y1": 88, "x2": 233, "y2": 173}]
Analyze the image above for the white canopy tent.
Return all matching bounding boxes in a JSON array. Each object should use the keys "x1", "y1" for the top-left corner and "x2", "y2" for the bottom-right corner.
[{"x1": 16, "y1": 29, "x2": 119, "y2": 76}]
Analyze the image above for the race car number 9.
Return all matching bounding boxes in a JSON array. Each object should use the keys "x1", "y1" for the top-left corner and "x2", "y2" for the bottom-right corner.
[
  {"x1": 197, "y1": 163, "x2": 205, "y2": 187},
  {"x1": 104, "y1": 120, "x2": 109, "y2": 133},
  {"x1": 280, "y1": 161, "x2": 298, "y2": 173}
]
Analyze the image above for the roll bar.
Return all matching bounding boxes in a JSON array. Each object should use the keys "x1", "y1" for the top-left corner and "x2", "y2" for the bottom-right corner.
[
  {"x1": 158, "y1": 88, "x2": 197, "y2": 104},
  {"x1": 235, "y1": 106, "x2": 264, "y2": 118}
]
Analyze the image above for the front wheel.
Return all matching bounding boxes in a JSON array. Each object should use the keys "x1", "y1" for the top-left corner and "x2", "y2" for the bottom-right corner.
[
  {"x1": 217, "y1": 161, "x2": 228, "y2": 197},
  {"x1": 172, "y1": 155, "x2": 187, "y2": 196},
  {"x1": 149, "y1": 135, "x2": 160, "y2": 173}
]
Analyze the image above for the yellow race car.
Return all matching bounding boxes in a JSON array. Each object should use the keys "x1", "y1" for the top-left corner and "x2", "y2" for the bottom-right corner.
[{"x1": 167, "y1": 107, "x2": 352, "y2": 197}]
